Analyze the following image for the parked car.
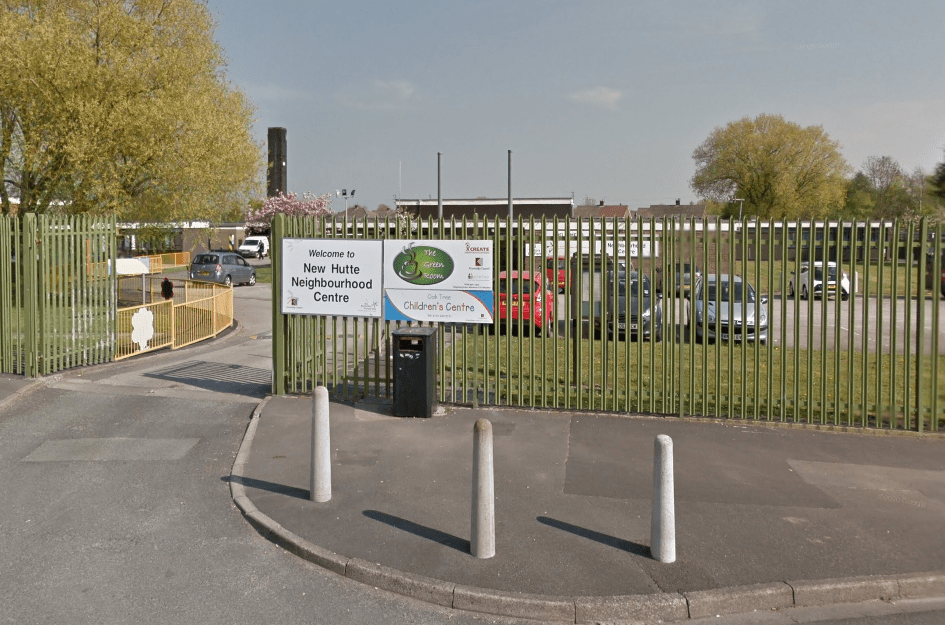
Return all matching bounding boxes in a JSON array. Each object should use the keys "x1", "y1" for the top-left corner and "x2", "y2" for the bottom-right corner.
[
  {"x1": 688, "y1": 274, "x2": 768, "y2": 344},
  {"x1": 497, "y1": 270, "x2": 555, "y2": 336},
  {"x1": 788, "y1": 261, "x2": 850, "y2": 300},
  {"x1": 190, "y1": 251, "x2": 256, "y2": 286},
  {"x1": 238, "y1": 236, "x2": 270, "y2": 258},
  {"x1": 675, "y1": 262, "x2": 700, "y2": 296},
  {"x1": 544, "y1": 256, "x2": 568, "y2": 292},
  {"x1": 607, "y1": 270, "x2": 662, "y2": 341}
]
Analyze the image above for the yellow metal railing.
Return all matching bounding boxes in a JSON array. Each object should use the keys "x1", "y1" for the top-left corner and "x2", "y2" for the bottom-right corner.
[
  {"x1": 115, "y1": 277, "x2": 232, "y2": 360},
  {"x1": 130, "y1": 252, "x2": 193, "y2": 275}
]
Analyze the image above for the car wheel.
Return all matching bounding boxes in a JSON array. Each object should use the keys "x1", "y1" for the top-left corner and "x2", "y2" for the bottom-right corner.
[
  {"x1": 801, "y1": 285, "x2": 808, "y2": 300},
  {"x1": 841, "y1": 292, "x2": 849, "y2": 301},
  {"x1": 223, "y1": 275, "x2": 232, "y2": 287},
  {"x1": 249, "y1": 273, "x2": 256, "y2": 286},
  {"x1": 788, "y1": 283, "x2": 795, "y2": 298}
]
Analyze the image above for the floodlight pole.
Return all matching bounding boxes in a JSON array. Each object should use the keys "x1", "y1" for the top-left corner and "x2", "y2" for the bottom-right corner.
[
  {"x1": 734, "y1": 198, "x2": 745, "y2": 221},
  {"x1": 508, "y1": 150, "x2": 513, "y2": 219}
]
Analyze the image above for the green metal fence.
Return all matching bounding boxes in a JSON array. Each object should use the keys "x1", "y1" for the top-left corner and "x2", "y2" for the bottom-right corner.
[
  {"x1": 1, "y1": 214, "x2": 117, "y2": 376},
  {"x1": 272, "y1": 214, "x2": 944, "y2": 432}
]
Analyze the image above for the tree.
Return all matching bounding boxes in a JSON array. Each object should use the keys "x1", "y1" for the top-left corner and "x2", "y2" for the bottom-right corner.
[
  {"x1": 690, "y1": 114, "x2": 850, "y2": 219},
  {"x1": 860, "y1": 156, "x2": 910, "y2": 218},
  {"x1": 843, "y1": 172, "x2": 877, "y2": 219},
  {"x1": 931, "y1": 152, "x2": 945, "y2": 204},
  {"x1": 245, "y1": 192, "x2": 332, "y2": 227},
  {"x1": 0, "y1": 0, "x2": 262, "y2": 220},
  {"x1": 844, "y1": 156, "x2": 939, "y2": 221}
]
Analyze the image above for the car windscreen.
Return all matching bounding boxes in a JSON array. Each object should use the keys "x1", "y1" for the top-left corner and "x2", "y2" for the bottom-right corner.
[
  {"x1": 617, "y1": 278, "x2": 649, "y2": 296},
  {"x1": 811, "y1": 266, "x2": 838, "y2": 281},
  {"x1": 706, "y1": 281, "x2": 754, "y2": 303},
  {"x1": 499, "y1": 278, "x2": 533, "y2": 295}
]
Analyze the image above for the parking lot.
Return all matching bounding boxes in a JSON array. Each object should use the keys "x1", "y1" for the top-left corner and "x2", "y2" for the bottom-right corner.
[{"x1": 550, "y1": 291, "x2": 945, "y2": 354}]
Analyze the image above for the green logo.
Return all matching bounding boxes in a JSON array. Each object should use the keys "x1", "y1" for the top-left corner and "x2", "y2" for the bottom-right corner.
[{"x1": 393, "y1": 244, "x2": 454, "y2": 285}]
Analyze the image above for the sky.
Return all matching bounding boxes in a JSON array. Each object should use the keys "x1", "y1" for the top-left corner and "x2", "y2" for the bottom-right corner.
[{"x1": 206, "y1": 0, "x2": 945, "y2": 213}]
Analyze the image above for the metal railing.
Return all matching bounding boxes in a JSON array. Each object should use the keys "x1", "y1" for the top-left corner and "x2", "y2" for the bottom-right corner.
[
  {"x1": 131, "y1": 251, "x2": 192, "y2": 274},
  {"x1": 1, "y1": 214, "x2": 116, "y2": 376},
  {"x1": 272, "y1": 214, "x2": 944, "y2": 433},
  {"x1": 115, "y1": 277, "x2": 233, "y2": 360},
  {"x1": 2, "y1": 215, "x2": 223, "y2": 372}
]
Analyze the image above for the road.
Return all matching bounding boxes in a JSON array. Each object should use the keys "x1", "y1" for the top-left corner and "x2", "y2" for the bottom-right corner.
[
  {"x1": 3, "y1": 275, "x2": 941, "y2": 624},
  {"x1": 0, "y1": 283, "x2": 518, "y2": 625}
]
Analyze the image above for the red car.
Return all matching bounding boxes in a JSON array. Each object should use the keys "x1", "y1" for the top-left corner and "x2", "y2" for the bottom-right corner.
[
  {"x1": 544, "y1": 257, "x2": 568, "y2": 293},
  {"x1": 498, "y1": 271, "x2": 555, "y2": 336}
]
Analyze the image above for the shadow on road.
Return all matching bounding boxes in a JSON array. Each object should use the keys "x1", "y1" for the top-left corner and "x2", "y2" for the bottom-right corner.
[
  {"x1": 537, "y1": 516, "x2": 651, "y2": 557},
  {"x1": 363, "y1": 510, "x2": 470, "y2": 553},
  {"x1": 224, "y1": 475, "x2": 309, "y2": 500},
  {"x1": 144, "y1": 360, "x2": 271, "y2": 396}
]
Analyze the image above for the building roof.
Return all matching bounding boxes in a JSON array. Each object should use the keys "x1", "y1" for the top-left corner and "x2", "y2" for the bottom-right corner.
[
  {"x1": 636, "y1": 203, "x2": 706, "y2": 219},
  {"x1": 338, "y1": 206, "x2": 369, "y2": 218},
  {"x1": 395, "y1": 197, "x2": 573, "y2": 208},
  {"x1": 395, "y1": 197, "x2": 574, "y2": 220},
  {"x1": 573, "y1": 204, "x2": 630, "y2": 218}
]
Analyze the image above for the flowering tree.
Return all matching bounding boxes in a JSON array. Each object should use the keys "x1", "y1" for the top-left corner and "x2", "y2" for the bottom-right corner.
[{"x1": 245, "y1": 192, "x2": 333, "y2": 228}]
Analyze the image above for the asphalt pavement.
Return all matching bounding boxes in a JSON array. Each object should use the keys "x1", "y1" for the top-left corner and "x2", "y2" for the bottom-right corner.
[{"x1": 3, "y1": 273, "x2": 945, "y2": 623}]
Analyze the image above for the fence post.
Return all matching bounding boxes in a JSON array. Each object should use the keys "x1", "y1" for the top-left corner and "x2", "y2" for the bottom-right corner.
[
  {"x1": 170, "y1": 291, "x2": 176, "y2": 349},
  {"x1": 23, "y1": 214, "x2": 39, "y2": 377},
  {"x1": 651, "y1": 434, "x2": 676, "y2": 563},
  {"x1": 272, "y1": 214, "x2": 286, "y2": 395},
  {"x1": 471, "y1": 418, "x2": 495, "y2": 558},
  {"x1": 310, "y1": 386, "x2": 331, "y2": 502}
]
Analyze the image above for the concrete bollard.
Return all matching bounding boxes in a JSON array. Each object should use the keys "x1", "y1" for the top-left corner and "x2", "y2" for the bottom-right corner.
[
  {"x1": 471, "y1": 418, "x2": 495, "y2": 559},
  {"x1": 651, "y1": 434, "x2": 676, "y2": 563},
  {"x1": 310, "y1": 386, "x2": 331, "y2": 502}
]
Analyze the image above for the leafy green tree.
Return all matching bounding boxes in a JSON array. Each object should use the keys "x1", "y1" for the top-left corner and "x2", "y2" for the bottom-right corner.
[
  {"x1": 690, "y1": 114, "x2": 850, "y2": 219},
  {"x1": 861, "y1": 156, "x2": 911, "y2": 218},
  {"x1": 844, "y1": 156, "x2": 939, "y2": 221},
  {"x1": 0, "y1": 0, "x2": 262, "y2": 220},
  {"x1": 843, "y1": 172, "x2": 877, "y2": 219},
  {"x1": 931, "y1": 152, "x2": 945, "y2": 204}
]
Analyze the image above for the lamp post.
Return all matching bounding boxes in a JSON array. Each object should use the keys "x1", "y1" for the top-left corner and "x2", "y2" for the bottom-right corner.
[{"x1": 336, "y1": 189, "x2": 356, "y2": 213}]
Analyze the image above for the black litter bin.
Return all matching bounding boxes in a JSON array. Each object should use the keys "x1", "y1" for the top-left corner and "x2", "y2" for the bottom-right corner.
[{"x1": 391, "y1": 326, "x2": 438, "y2": 417}]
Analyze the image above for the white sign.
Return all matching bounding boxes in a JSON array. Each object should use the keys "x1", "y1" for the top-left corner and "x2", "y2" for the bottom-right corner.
[
  {"x1": 385, "y1": 289, "x2": 494, "y2": 323},
  {"x1": 384, "y1": 240, "x2": 493, "y2": 291},
  {"x1": 281, "y1": 238, "x2": 383, "y2": 317},
  {"x1": 383, "y1": 239, "x2": 494, "y2": 323},
  {"x1": 114, "y1": 258, "x2": 150, "y2": 275}
]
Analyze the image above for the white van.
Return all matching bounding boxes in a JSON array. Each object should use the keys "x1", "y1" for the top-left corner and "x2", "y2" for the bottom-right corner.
[{"x1": 238, "y1": 236, "x2": 270, "y2": 258}]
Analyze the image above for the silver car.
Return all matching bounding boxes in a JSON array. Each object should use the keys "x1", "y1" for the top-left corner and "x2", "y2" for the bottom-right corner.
[
  {"x1": 189, "y1": 252, "x2": 256, "y2": 287},
  {"x1": 688, "y1": 274, "x2": 768, "y2": 344}
]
